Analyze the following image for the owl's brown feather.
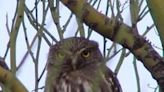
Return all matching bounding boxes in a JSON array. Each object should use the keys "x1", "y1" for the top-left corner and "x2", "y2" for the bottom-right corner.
[
  {"x1": 104, "y1": 67, "x2": 122, "y2": 92},
  {"x1": 44, "y1": 37, "x2": 122, "y2": 92}
]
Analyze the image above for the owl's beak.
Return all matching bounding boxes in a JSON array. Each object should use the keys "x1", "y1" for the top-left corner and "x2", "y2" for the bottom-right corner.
[{"x1": 71, "y1": 56, "x2": 78, "y2": 70}]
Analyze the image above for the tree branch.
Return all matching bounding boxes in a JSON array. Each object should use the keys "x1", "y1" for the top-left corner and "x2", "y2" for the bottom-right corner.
[
  {"x1": 59, "y1": 0, "x2": 164, "y2": 91},
  {"x1": 0, "y1": 57, "x2": 28, "y2": 92},
  {"x1": 10, "y1": 0, "x2": 25, "y2": 75},
  {"x1": 146, "y1": 0, "x2": 164, "y2": 56}
]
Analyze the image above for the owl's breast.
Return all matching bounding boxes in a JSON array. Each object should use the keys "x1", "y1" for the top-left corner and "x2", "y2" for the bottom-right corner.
[
  {"x1": 52, "y1": 71, "x2": 113, "y2": 92},
  {"x1": 53, "y1": 72, "x2": 94, "y2": 92}
]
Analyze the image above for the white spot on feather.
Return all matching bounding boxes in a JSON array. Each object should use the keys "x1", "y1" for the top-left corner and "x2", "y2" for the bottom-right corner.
[
  {"x1": 61, "y1": 79, "x2": 67, "y2": 92},
  {"x1": 83, "y1": 81, "x2": 93, "y2": 92}
]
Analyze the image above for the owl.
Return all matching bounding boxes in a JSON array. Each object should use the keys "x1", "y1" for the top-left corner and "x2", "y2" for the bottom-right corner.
[{"x1": 44, "y1": 37, "x2": 122, "y2": 92}]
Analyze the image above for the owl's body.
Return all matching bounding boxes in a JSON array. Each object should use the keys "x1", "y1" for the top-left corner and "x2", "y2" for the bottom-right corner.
[{"x1": 44, "y1": 37, "x2": 122, "y2": 92}]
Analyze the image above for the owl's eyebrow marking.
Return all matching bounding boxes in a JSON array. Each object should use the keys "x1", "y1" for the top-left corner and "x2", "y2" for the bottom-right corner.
[
  {"x1": 78, "y1": 46, "x2": 95, "y2": 55},
  {"x1": 63, "y1": 50, "x2": 72, "y2": 55},
  {"x1": 78, "y1": 48, "x2": 86, "y2": 54},
  {"x1": 85, "y1": 45, "x2": 97, "y2": 50},
  {"x1": 56, "y1": 49, "x2": 72, "y2": 55}
]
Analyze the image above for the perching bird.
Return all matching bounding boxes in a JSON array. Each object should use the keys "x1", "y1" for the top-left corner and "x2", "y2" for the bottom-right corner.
[{"x1": 44, "y1": 37, "x2": 122, "y2": 92}]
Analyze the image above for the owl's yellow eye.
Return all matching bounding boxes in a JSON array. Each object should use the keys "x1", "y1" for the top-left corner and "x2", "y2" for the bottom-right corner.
[
  {"x1": 58, "y1": 52, "x2": 65, "y2": 59},
  {"x1": 81, "y1": 50, "x2": 90, "y2": 58}
]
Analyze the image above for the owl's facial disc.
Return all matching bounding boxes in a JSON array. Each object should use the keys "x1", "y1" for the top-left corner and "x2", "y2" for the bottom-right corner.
[{"x1": 49, "y1": 37, "x2": 100, "y2": 72}]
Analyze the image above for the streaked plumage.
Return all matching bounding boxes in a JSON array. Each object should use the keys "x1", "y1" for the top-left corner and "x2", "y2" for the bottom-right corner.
[{"x1": 44, "y1": 37, "x2": 122, "y2": 92}]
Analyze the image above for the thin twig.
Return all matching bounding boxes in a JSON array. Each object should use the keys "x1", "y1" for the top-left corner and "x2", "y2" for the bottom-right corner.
[
  {"x1": 133, "y1": 57, "x2": 141, "y2": 92},
  {"x1": 10, "y1": 0, "x2": 25, "y2": 74},
  {"x1": 114, "y1": 48, "x2": 126, "y2": 75}
]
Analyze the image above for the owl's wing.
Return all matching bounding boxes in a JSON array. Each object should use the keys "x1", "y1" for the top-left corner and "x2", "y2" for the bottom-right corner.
[{"x1": 104, "y1": 67, "x2": 122, "y2": 92}]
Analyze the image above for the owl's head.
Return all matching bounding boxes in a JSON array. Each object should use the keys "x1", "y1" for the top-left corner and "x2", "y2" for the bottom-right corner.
[{"x1": 47, "y1": 37, "x2": 103, "y2": 72}]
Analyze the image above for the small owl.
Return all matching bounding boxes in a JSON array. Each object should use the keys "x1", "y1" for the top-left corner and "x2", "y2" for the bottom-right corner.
[{"x1": 44, "y1": 37, "x2": 122, "y2": 92}]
